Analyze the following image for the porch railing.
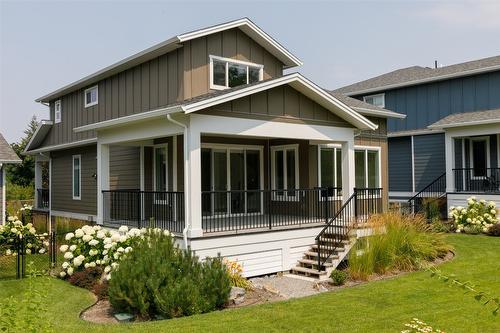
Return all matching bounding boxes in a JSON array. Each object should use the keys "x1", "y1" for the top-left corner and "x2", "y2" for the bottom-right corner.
[
  {"x1": 453, "y1": 168, "x2": 500, "y2": 194},
  {"x1": 36, "y1": 189, "x2": 49, "y2": 209},
  {"x1": 201, "y1": 188, "x2": 342, "y2": 233},
  {"x1": 407, "y1": 172, "x2": 447, "y2": 217},
  {"x1": 102, "y1": 190, "x2": 184, "y2": 233}
]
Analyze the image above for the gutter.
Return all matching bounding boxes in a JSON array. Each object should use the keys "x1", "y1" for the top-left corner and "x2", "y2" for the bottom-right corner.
[{"x1": 166, "y1": 114, "x2": 190, "y2": 249}]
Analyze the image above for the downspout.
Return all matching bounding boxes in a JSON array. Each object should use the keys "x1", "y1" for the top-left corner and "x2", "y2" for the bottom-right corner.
[{"x1": 166, "y1": 113, "x2": 190, "y2": 249}]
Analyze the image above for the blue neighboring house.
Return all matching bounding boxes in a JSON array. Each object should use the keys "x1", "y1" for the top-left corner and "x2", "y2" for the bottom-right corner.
[{"x1": 334, "y1": 55, "x2": 500, "y2": 209}]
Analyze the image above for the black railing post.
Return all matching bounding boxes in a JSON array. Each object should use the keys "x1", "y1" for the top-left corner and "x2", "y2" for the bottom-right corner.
[
  {"x1": 268, "y1": 191, "x2": 272, "y2": 230},
  {"x1": 354, "y1": 188, "x2": 358, "y2": 220},
  {"x1": 137, "y1": 191, "x2": 142, "y2": 229}
]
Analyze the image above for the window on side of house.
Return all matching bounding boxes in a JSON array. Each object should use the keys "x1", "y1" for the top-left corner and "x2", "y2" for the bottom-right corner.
[
  {"x1": 318, "y1": 147, "x2": 342, "y2": 197},
  {"x1": 72, "y1": 155, "x2": 81, "y2": 200},
  {"x1": 84, "y1": 85, "x2": 98, "y2": 107},
  {"x1": 271, "y1": 145, "x2": 299, "y2": 198},
  {"x1": 363, "y1": 93, "x2": 385, "y2": 108},
  {"x1": 210, "y1": 55, "x2": 263, "y2": 90},
  {"x1": 354, "y1": 148, "x2": 380, "y2": 189},
  {"x1": 54, "y1": 100, "x2": 62, "y2": 124}
]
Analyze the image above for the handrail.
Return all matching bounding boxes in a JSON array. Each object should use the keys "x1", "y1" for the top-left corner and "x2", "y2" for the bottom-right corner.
[{"x1": 407, "y1": 172, "x2": 446, "y2": 214}]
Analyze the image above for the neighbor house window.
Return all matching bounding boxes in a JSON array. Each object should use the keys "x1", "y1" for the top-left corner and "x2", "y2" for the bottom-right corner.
[
  {"x1": 84, "y1": 85, "x2": 98, "y2": 107},
  {"x1": 54, "y1": 100, "x2": 62, "y2": 124},
  {"x1": 72, "y1": 155, "x2": 81, "y2": 200},
  {"x1": 154, "y1": 146, "x2": 168, "y2": 192},
  {"x1": 318, "y1": 147, "x2": 342, "y2": 196},
  {"x1": 355, "y1": 148, "x2": 380, "y2": 188},
  {"x1": 210, "y1": 55, "x2": 263, "y2": 90},
  {"x1": 271, "y1": 145, "x2": 299, "y2": 198},
  {"x1": 470, "y1": 137, "x2": 489, "y2": 177},
  {"x1": 363, "y1": 93, "x2": 385, "y2": 108}
]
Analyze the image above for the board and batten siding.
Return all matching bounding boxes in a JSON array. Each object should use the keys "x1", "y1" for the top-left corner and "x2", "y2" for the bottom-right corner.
[
  {"x1": 109, "y1": 146, "x2": 141, "y2": 190},
  {"x1": 388, "y1": 137, "x2": 412, "y2": 192},
  {"x1": 200, "y1": 85, "x2": 351, "y2": 127},
  {"x1": 413, "y1": 134, "x2": 445, "y2": 191},
  {"x1": 374, "y1": 71, "x2": 500, "y2": 132},
  {"x1": 50, "y1": 145, "x2": 97, "y2": 216},
  {"x1": 39, "y1": 28, "x2": 286, "y2": 150}
]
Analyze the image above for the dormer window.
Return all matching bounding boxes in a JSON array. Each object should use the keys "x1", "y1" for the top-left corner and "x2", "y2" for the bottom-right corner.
[
  {"x1": 363, "y1": 93, "x2": 385, "y2": 108},
  {"x1": 84, "y1": 85, "x2": 98, "y2": 107},
  {"x1": 54, "y1": 100, "x2": 62, "y2": 124},
  {"x1": 210, "y1": 55, "x2": 263, "y2": 90}
]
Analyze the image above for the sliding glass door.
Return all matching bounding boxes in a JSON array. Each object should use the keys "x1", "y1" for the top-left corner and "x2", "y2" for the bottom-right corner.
[{"x1": 201, "y1": 146, "x2": 262, "y2": 216}]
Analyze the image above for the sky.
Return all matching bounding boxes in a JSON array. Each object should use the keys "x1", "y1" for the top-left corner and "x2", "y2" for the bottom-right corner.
[{"x1": 1, "y1": 0, "x2": 500, "y2": 143}]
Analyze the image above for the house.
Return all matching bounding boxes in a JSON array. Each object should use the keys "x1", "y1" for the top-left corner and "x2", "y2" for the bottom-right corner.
[
  {"x1": 24, "y1": 18, "x2": 403, "y2": 278},
  {"x1": 0, "y1": 133, "x2": 22, "y2": 222},
  {"x1": 334, "y1": 56, "x2": 500, "y2": 209}
]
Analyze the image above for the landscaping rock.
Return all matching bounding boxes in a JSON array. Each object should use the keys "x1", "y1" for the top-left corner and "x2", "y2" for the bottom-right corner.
[
  {"x1": 229, "y1": 286, "x2": 246, "y2": 305},
  {"x1": 114, "y1": 313, "x2": 134, "y2": 322}
]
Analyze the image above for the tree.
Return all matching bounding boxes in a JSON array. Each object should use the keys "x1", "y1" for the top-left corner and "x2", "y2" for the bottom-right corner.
[{"x1": 6, "y1": 116, "x2": 38, "y2": 187}]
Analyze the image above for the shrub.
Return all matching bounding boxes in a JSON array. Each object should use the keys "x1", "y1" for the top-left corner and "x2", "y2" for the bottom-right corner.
[
  {"x1": 487, "y1": 223, "x2": 500, "y2": 237},
  {"x1": 431, "y1": 219, "x2": 454, "y2": 233},
  {"x1": 422, "y1": 197, "x2": 440, "y2": 222},
  {"x1": 93, "y1": 281, "x2": 109, "y2": 300},
  {"x1": 330, "y1": 269, "x2": 348, "y2": 286},
  {"x1": 67, "y1": 266, "x2": 103, "y2": 290},
  {"x1": 224, "y1": 258, "x2": 252, "y2": 290},
  {"x1": 6, "y1": 184, "x2": 34, "y2": 201},
  {"x1": 449, "y1": 197, "x2": 498, "y2": 234},
  {"x1": 0, "y1": 216, "x2": 48, "y2": 256},
  {"x1": 108, "y1": 230, "x2": 231, "y2": 319},
  {"x1": 348, "y1": 213, "x2": 452, "y2": 280}
]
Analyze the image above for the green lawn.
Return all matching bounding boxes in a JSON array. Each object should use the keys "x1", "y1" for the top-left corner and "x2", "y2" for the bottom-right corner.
[{"x1": 1, "y1": 234, "x2": 499, "y2": 332}]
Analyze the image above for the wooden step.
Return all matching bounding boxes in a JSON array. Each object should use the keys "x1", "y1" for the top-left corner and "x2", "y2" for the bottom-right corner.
[
  {"x1": 304, "y1": 251, "x2": 339, "y2": 259},
  {"x1": 310, "y1": 245, "x2": 345, "y2": 252},
  {"x1": 290, "y1": 266, "x2": 326, "y2": 276},
  {"x1": 298, "y1": 258, "x2": 333, "y2": 268}
]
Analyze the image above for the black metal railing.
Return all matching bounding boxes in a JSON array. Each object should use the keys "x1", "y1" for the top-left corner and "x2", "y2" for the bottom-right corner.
[
  {"x1": 407, "y1": 172, "x2": 447, "y2": 216},
  {"x1": 201, "y1": 188, "x2": 342, "y2": 233},
  {"x1": 453, "y1": 168, "x2": 500, "y2": 193},
  {"x1": 316, "y1": 188, "x2": 383, "y2": 270},
  {"x1": 102, "y1": 190, "x2": 184, "y2": 233},
  {"x1": 36, "y1": 189, "x2": 49, "y2": 209}
]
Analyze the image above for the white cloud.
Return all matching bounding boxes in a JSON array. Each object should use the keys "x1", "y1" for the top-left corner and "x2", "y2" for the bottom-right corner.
[{"x1": 421, "y1": 1, "x2": 500, "y2": 30}]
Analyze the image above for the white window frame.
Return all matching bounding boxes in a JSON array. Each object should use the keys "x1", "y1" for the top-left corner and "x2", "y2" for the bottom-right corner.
[
  {"x1": 54, "y1": 100, "x2": 62, "y2": 124},
  {"x1": 354, "y1": 146, "x2": 382, "y2": 190},
  {"x1": 153, "y1": 145, "x2": 169, "y2": 203},
  {"x1": 270, "y1": 144, "x2": 299, "y2": 201},
  {"x1": 469, "y1": 136, "x2": 490, "y2": 179},
  {"x1": 84, "y1": 85, "x2": 98, "y2": 108},
  {"x1": 209, "y1": 55, "x2": 264, "y2": 90},
  {"x1": 363, "y1": 93, "x2": 385, "y2": 108},
  {"x1": 317, "y1": 144, "x2": 343, "y2": 200},
  {"x1": 72, "y1": 155, "x2": 81, "y2": 200}
]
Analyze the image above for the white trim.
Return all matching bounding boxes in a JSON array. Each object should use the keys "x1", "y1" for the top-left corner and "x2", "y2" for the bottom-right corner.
[
  {"x1": 24, "y1": 120, "x2": 54, "y2": 154},
  {"x1": 270, "y1": 144, "x2": 299, "y2": 200},
  {"x1": 209, "y1": 55, "x2": 264, "y2": 90},
  {"x1": 50, "y1": 210, "x2": 97, "y2": 222},
  {"x1": 469, "y1": 136, "x2": 490, "y2": 178},
  {"x1": 388, "y1": 129, "x2": 444, "y2": 137},
  {"x1": 353, "y1": 107, "x2": 406, "y2": 119},
  {"x1": 363, "y1": 93, "x2": 385, "y2": 108},
  {"x1": 25, "y1": 138, "x2": 97, "y2": 155},
  {"x1": 344, "y1": 63, "x2": 500, "y2": 97},
  {"x1": 84, "y1": 85, "x2": 98, "y2": 108},
  {"x1": 54, "y1": 100, "x2": 62, "y2": 124},
  {"x1": 139, "y1": 146, "x2": 145, "y2": 191},
  {"x1": 72, "y1": 154, "x2": 81, "y2": 200},
  {"x1": 172, "y1": 136, "x2": 177, "y2": 191},
  {"x1": 1, "y1": 165, "x2": 5, "y2": 224},
  {"x1": 411, "y1": 136, "x2": 415, "y2": 193},
  {"x1": 429, "y1": 117, "x2": 500, "y2": 130}
]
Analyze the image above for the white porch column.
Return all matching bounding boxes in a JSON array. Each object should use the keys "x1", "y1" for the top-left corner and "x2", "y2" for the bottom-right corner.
[
  {"x1": 186, "y1": 126, "x2": 203, "y2": 237},
  {"x1": 97, "y1": 142, "x2": 110, "y2": 224},
  {"x1": 34, "y1": 158, "x2": 43, "y2": 209},
  {"x1": 444, "y1": 132, "x2": 455, "y2": 193},
  {"x1": 341, "y1": 138, "x2": 356, "y2": 202}
]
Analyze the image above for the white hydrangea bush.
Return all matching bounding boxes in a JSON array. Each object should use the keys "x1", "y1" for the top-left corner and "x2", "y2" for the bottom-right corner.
[
  {"x1": 58, "y1": 225, "x2": 146, "y2": 280},
  {"x1": 449, "y1": 197, "x2": 498, "y2": 234},
  {"x1": 0, "y1": 216, "x2": 49, "y2": 255}
]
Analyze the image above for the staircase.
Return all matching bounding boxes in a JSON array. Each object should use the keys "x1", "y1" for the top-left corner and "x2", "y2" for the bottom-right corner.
[
  {"x1": 290, "y1": 188, "x2": 382, "y2": 280},
  {"x1": 407, "y1": 173, "x2": 447, "y2": 219}
]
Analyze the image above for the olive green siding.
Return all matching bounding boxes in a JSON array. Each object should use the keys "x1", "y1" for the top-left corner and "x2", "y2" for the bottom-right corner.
[
  {"x1": 109, "y1": 146, "x2": 140, "y2": 190},
  {"x1": 50, "y1": 145, "x2": 97, "y2": 216},
  {"x1": 199, "y1": 85, "x2": 352, "y2": 128},
  {"x1": 40, "y1": 28, "x2": 285, "y2": 149}
]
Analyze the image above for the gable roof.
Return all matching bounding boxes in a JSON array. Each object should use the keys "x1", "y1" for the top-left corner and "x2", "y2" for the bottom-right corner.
[
  {"x1": 71, "y1": 73, "x2": 378, "y2": 134},
  {"x1": 36, "y1": 18, "x2": 302, "y2": 103},
  {"x1": 0, "y1": 133, "x2": 21, "y2": 164},
  {"x1": 24, "y1": 120, "x2": 53, "y2": 153},
  {"x1": 328, "y1": 92, "x2": 405, "y2": 119},
  {"x1": 334, "y1": 55, "x2": 500, "y2": 96},
  {"x1": 428, "y1": 108, "x2": 500, "y2": 129}
]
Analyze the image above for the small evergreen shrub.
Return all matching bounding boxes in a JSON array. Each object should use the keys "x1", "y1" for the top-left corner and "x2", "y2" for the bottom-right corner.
[
  {"x1": 67, "y1": 266, "x2": 103, "y2": 290},
  {"x1": 108, "y1": 230, "x2": 231, "y2": 319},
  {"x1": 487, "y1": 223, "x2": 500, "y2": 237},
  {"x1": 330, "y1": 269, "x2": 348, "y2": 286},
  {"x1": 92, "y1": 281, "x2": 109, "y2": 300}
]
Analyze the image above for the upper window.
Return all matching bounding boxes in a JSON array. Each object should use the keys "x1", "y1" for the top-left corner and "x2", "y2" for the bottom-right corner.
[
  {"x1": 363, "y1": 93, "x2": 385, "y2": 108},
  {"x1": 72, "y1": 155, "x2": 81, "y2": 200},
  {"x1": 54, "y1": 100, "x2": 62, "y2": 124},
  {"x1": 84, "y1": 85, "x2": 98, "y2": 107},
  {"x1": 210, "y1": 55, "x2": 263, "y2": 90},
  {"x1": 355, "y1": 148, "x2": 380, "y2": 189},
  {"x1": 271, "y1": 145, "x2": 299, "y2": 199}
]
